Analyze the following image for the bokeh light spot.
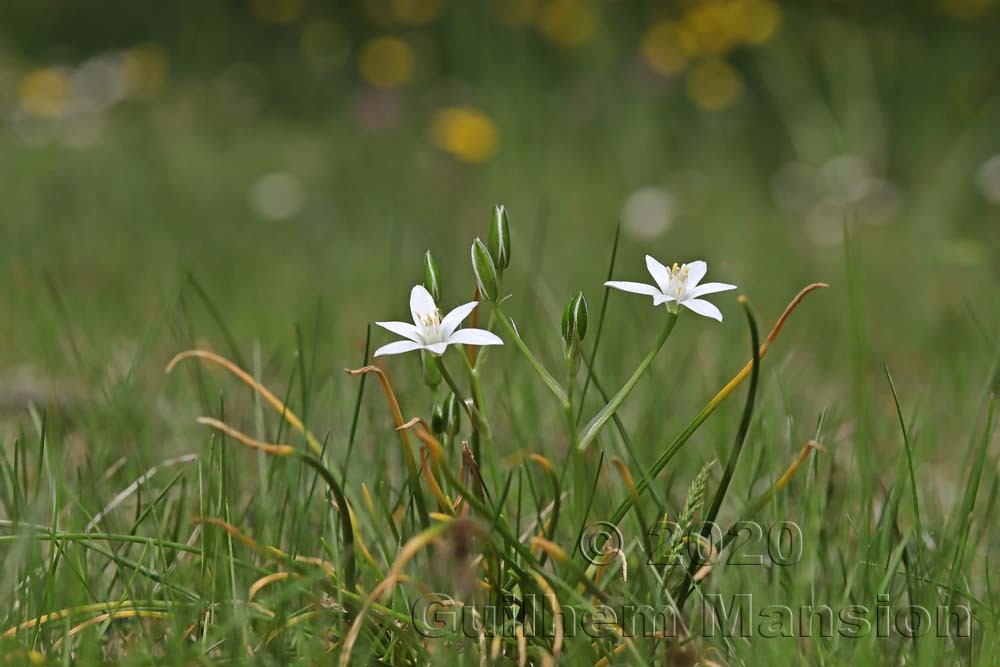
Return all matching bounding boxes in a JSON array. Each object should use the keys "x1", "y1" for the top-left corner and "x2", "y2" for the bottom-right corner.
[
  {"x1": 684, "y1": 3, "x2": 740, "y2": 56},
  {"x1": 19, "y1": 68, "x2": 72, "y2": 119},
  {"x1": 537, "y1": 0, "x2": 598, "y2": 49},
  {"x1": 685, "y1": 58, "x2": 743, "y2": 111},
  {"x1": 123, "y1": 44, "x2": 169, "y2": 99},
  {"x1": 622, "y1": 187, "x2": 677, "y2": 239},
  {"x1": 429, "y1": 107, "x2": 499, "y2": 163},
  {"x1": 641, "y1": 22, "x2": 690, "y2": 76},
  {"x1": 976, "y1": 154, "x2": 1000, "y2": 204},
  {"x1": 359, "y1": 37, "x2": 416, "y2": 89},
  {"x1": 735, "y1": 0, "x2": 782, "y2": 44},
  {"x1": 249, "y1": 172, "x2": 306, "y2": 220}
]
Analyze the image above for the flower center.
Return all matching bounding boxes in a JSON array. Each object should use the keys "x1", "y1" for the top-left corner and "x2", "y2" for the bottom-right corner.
[
  {"x1": 668, "y1": 263, "x2": 690, "y2": 299},
  {"x1": 416, "y1": 309, "x2": 442, "y2": 342}
]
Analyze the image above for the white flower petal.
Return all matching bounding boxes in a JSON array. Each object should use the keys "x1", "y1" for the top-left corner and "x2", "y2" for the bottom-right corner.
[
  {"x1": 605, "y1": 280, "x2": 663, "y2": 298},
  {"x1": 425, "y1": 341, "x2": 449, "y2": 356},
  {"x1": 373, "y1": 340, "x2": 424, "y2": 357},
  {"x1": 409, "y1": 284, "x2": 437, "y2": 324},
  {"x1": 685, "y1": 260, "x2": 708, "y2": 287},
  {"x1": 447, "y1": 328, "x2": 504, "y2": 347},
  {"x1": 681, "y1": 298, "x2": 723, "y2": 321},
  {"x1": 690, "y1": 282, "x2": 737, "y2": 298},
  {"x1": 375, "y1": 320, "x2": 424, "y2": 343},
  {"x1": 653, "y1": 294, "x2": 674, "y2": 306},
  {"x1": 645, "y1": 255, "x2": 672, "y2": 293},
  {"x1": 440, "y1": 301, "x2": 478, "y2": 340}
]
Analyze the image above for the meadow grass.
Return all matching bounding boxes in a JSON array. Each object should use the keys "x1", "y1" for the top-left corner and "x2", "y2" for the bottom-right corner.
[
  {"x1": 2, "y1": 7, "x2": 1000, "y2": 663},
  {"x1": 0, "y1": 200, "x2": 997, "y2": 664}
]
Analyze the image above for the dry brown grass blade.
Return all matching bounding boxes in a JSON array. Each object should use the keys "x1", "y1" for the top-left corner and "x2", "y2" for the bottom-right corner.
[
  {"x1": 531, "y1": 537, "x2": 569, "y2": 564},
  {"x1": 528, "y1": 453, "x2": 559, "y2": 543},
  {"x1": 193, "y1": 516, "x2": 289, "y2": 562},
  {"x1": 347, "y1": 365, "x2": 408, "y2": 431},
  {"x1": 166, "y1": 349, "x2": 323, "y2": 455},
  {"x1": 710, "y1": 282, "x2": 828, "y2": 406},
  {"x1": 196, "y1": 417, "x2": 296, "y2": 456},
  {"x1": 461, "y1": 441, "x2": 486, "y2": 503},
  {"x1": 348, "y1": 366, "x2": 428, "y2": 526},
  {"x1": 339, "y1": 519, "x2": 464, "y2": 667},
  {"x1": 64, "y1": 610, "x2": 169, "y2": 642},
  {"x1": 774, "y1": 440, "x2": 826, "y2": 494},
  {"x1": 249, "y1": 572, "x2": 292, "y2": 602},
  {"x1": 421, "y1": 446, "x2": 457, "y2": 514},
  {"x1": 530, "y1": 572, "x2": 564, "y2": 663},
  {"x1": 399, "y1": 416, "x2": 446, "y2": 462},
  {"x1": 611, "y1": 458, "x2": 640, "y2": 502},
  {"x1": 2, "y1": 602, "x2": 153, "y2": 639}
]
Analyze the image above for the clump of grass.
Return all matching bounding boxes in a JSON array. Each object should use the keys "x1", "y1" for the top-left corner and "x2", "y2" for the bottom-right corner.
[{"x1": 1, "y1": 207, "x2": 995, "y2": 667}]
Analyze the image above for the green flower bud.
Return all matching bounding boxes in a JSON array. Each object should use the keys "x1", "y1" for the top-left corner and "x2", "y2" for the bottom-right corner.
[
  {"x1": 431, "y1": 402, "x2": 446, "y2": 436},
  {"x1": 420, "y1": 350, "x2": 441, "y2": 388},
  {"x1": 443, "y1": 392, "x2": 461, "y2": 437},
  {"x1": 466, "y1": 401, "x2": 492, "y2": 439},
  {"x1": 488, "y1": 204, "x2": 511, "y2": 270},
  {"x1": 561, "y1": 291, "x2": 589, "y2": 346},
  {"x1": 423, "y1": 250, "x2": 441, "y2": 303},
  {"x1": 470, "y1": 238, "x2": 499, "y2": 302},
  {"x1": 562, "y1": 292, "x2": 588, "y2": 376}
]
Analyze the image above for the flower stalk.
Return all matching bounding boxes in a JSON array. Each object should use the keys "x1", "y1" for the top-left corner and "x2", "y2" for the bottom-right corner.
[
  {"x1": 434, "y1": 355, "x2": 492, "y2": 441},
  {"x1": 578, "y1": 311, "x2": 678, "y2": 450},
  {"x1": 494, "y1": 304, "x2": 568, "y2": 407}
]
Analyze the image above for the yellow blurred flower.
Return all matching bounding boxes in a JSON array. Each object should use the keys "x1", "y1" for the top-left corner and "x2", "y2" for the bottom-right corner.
[
  {"x1": 734, "y1": 0, "x2": 782, "y2": 44},
  {"x1": 250, "y1": 0, "x2": 303, "y2": 24},
  {"x1": 674, "y1": 0, "x2": 781, "y2": 56},
  {"x1": 429, "y1": 107, "x2": 499, "y2": 163},
  {"x1": 123, "y1": 44, "x2": 169, "y2": 99},
  {"x1": 685, "y1": 58, "x2": 743, "y2": 111},
  {"x1": 490, "y1": 0, "x2": 539, "y2": 26},
  {"x1": 684, "y1": 2, "x2": 741, "y2": 56},
  {"x1": 359, "y1": 37, "x2": 416, "y2": 88},
  {"x1": 19, "y1": 67, "x2": 71, "y2": 118},
  {"x1": 641, "y1": 21, "x2": 694, "y2": 76},
  {"x1": 2, "y1": 650, "x2": 45, "y2": 666},
  {"x1": 537, "y1": 0, "x2": 599, "y2": 49}
]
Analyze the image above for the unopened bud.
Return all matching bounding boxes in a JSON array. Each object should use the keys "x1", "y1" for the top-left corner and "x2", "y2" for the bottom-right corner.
[
  {"x1": 431, "y1": 403, "x2": 446, "y2": 437},
  {"x1": 443, "y1": 392, "x2": 462, "y2": 437},
  {"x1": 487, "y1": 204, "x2": 511, "y2": 270},
  {"x1": 562, "y1": 292, "x2": 588, "y2": 376},
  {"x1": 561, "y1": 292, "x2": 589, "y2": 345},
  {"x1": 471, "y1": 238, "x2": 499, "y2": 302},
  {"x1": 423, "y1": 250, "x2": 441, "y2": 303}
]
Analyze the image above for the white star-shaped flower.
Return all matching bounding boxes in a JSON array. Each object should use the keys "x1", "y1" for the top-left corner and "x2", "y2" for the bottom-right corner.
[
  {"x1": 605, "y1": 255, "x2": 737, "y2": 321},
  {"x1": 374, "y1": 285, "x2": 504, "y2": 357}
]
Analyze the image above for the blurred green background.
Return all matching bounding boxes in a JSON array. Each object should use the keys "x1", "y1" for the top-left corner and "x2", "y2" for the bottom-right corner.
[{"x1": 1, "y1": 0, "x2": 998, "y2": 470}]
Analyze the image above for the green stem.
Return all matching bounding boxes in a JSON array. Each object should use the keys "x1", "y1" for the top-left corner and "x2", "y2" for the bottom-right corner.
[
  {"x1": 578, "y1": 312, "x2": 678, "y2": 451},
  {"x1": 434, "y1": 355, "x2": 492, "y2": 439},
  {"x1": 494, "y1": 306, "x2": 568, "y2": 407},
  {"x1": 461, "y1": 351, "x2": 489, "y2": 419},
  {"x1": 558, "y1": 361, "x2": 583, "y2": 487},
  {"x1": 460, "y1": 349, "x2": 495, "y2": 470},
  {"x1": 472, "y1": 310, "x2": 497, "y2": 372}
]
